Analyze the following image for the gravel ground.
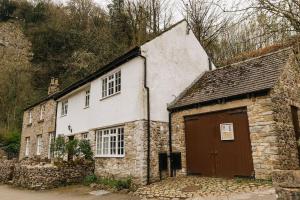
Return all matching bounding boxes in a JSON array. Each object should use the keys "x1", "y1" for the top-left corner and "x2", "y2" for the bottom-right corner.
[
  {"x1": 135, "y1": 177, "x2": 275, "y2": 200},
  {"x1": 0, "y1": 184, "x2": 139, "y2": 200}
]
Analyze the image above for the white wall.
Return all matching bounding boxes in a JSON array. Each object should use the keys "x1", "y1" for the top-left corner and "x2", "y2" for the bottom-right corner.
[
  {"x1": 56, "y1": 57, "x2": 146, "y2": 136},
  {"x1": 141, "y1": 20, "x2": 211, "y2": 122}
]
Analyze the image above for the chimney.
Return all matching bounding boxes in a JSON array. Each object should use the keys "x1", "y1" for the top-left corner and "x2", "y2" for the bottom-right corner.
[{"x1": 48, "y1": 77, "x2": 60, "y2": 95}]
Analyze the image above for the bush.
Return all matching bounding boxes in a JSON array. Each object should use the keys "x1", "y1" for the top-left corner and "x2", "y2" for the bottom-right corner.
[
  {"x1": 51, "y1": 135, "x2": 66, "y2": 160},
  {"x1": 65, "y1": 139, "x2": 79, "y2": 160},
  {"x1": 78, "y1": 139, "x2": 93, "y2": 160},
  {"x1": 83, "y1": 174, "x2": 98, "y2": 186},
  {"x1": 97, "y1": 177, "x2": 132, "y2": 190},
  {"x1": 0, "y1": 130, "x2": 20, "y2": 159}
]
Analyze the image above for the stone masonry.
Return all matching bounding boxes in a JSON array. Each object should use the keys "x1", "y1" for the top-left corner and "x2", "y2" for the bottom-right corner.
[
  {"x1": 20, "y1": 99, "x2": 57, "y2": 160},
  {"x1": 170, "y1": 51, "x2": 300, "y2": 180},
  {"x1": 70, "y1": 120, "x2": 169, "y2": 185}
]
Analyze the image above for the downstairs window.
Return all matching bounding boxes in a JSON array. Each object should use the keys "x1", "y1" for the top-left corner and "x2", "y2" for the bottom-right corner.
[{"x1": 95, "y1": 127, "x2": 124, "y2": 157}]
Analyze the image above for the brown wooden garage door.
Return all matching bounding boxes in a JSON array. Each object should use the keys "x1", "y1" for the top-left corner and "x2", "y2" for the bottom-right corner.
[{"x1": 184, "y1": 107, "x2": 254, "y2": 178}]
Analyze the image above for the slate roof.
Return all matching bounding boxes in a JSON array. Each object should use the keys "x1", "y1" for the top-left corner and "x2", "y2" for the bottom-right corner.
[{"x1": 169, "y1": 47, "x2": 294, "y2": 110}]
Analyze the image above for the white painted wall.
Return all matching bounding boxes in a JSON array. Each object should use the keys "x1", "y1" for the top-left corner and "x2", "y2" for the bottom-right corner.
[
  {"x1": 56, "y1": 20, "x2": 211, "y2": 135},
  {"x1": 141, "y1": 20, "x2": 211, "y2": 122},
  {"x1": 56, "y1": 58, "x2": 146, "y2": 136}
]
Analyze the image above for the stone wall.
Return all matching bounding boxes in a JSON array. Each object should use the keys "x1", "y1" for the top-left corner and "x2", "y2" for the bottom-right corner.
[
  {"x1": 0, "y1": 159, "x2": 17, "y2": 183},
  {"x1": 20, "y1": 99, "x2": 57, "y2": 160},
  {"x1": 12, "y1": 161, "x2": 94, "y2": 190},
  {"x1": 273, "y1": 170, "x2": 300, "y2": 200},
  {"x1": 170, "y1": 96, "x2": 279, "y2": 179},
  {"x1": 0, "y1": 159, "x2": 94, "y2": 190},
  {"x1": 270, "y1": 53, "x2": 300, "y2": 171},
  {"x1": 86, "y1": 120, "x2": 169, "y2": 185}
]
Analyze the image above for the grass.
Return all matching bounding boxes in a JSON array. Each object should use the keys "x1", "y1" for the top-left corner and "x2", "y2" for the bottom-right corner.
[{"x1": 83, "y1": 174, "x2": 132, "y2": 190}]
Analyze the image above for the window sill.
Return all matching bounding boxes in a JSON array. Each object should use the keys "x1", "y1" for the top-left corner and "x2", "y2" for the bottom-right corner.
[
  {"x1": 60, "y1": 114, "x2": 67, "y2": 118},
  {"x1": 100, "y1": 92, "x2": 121, "y2": 101},
  {"x1": 38, "y1": 119, "x2": 44, "y2": 123},
  {"x1": 94, "y1": 155, "x2": 125, "y2": 158},
  {"x1": 27, "y1": 123, "x2": 32, "y2": 127},
  {"x1": 84, "y1": 106, "x2": 89, "y2": 109}
]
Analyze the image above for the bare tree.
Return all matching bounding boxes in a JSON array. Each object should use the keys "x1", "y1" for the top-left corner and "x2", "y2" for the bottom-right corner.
[
  {"x1": 181, "y1": 0, "x2": 231, "y2": 49},
  {"x1": 255, "y1": 0, "x2": 300, "y2": 32}
]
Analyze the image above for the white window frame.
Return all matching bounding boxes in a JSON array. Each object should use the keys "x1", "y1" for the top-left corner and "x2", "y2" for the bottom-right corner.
[
  {"x1": 95, "y1": 127, "x2": 125, "y2": 157},
  {"x1": 28, "y1": 110, "x2": 32, "y2": 124},
  {"x1": 39, "y1": 104, "x2": 45, "y2": 120},
  {"x1": 25, "y1": 137, "x2": 30, "y2": 157},
  {"x1": 82, "y1": 132, "x2": 88, "y2": 140},
  {"x1": 61, "y1": 100, "x2": 68, "y2": 116},
  {"x1": 48, "y1": 132, "x2": 55, "y2": 159},
  {"x1": 85, "y1": 89, "x2": 90, "y2": 108},
  {"x1": 101, "y1": 70, "x2": 121, "y2": 99},
  {"x1": 36, "y1": 135, "x2": 43, "y2": 156}
]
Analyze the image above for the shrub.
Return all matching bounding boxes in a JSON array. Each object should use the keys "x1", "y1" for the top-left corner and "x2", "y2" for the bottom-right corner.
[
  {"x1": 0, "y1": 130, "x2": 20, "y2": 159},
  {"x1": 97, "y1": 177, "x2": 132, "y2": 190},
  {"x1": 78, "y1": 139, "x2": 93, "y2": 160},
  {"x1": 51, "y1": 135, "x2": 66, "y2": 160},
  {"x1": 65, "y1": 138, "x2": 79, "y2": 160},
  {"x1": 83, "y1": 174, "x2": 98, "y2": 186}
]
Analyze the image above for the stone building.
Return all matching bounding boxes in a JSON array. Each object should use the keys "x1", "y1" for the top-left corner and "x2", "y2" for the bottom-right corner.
[
  {"x1": 19, "y1": 78, "x2": 59, "y2": 160},
  {"x1": 54, "y1": 20, "x2": 212, "y2": 185},
  {"x1": 168, "y1": 46, "x2": 300, "y2": 180}
]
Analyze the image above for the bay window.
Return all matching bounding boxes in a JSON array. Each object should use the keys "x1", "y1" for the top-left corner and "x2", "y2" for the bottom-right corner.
[{"x1": 96, "y1": 127, "x2": 124, "y2": 157}]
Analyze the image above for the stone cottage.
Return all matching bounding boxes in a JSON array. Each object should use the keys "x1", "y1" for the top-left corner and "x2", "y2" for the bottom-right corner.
[
  {"x1": 19, "y1": 78, "x2": 59, "y2": 160},
  {"x1": 53, "y1": 20, "x2": 213, "y2": 185},
  {"x1": 168, "y1": 46, "x2": 300, "y2": 180}
]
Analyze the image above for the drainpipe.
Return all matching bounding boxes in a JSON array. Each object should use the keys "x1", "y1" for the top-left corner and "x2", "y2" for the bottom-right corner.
[
  {"x1": 168, "y1": 111, "x2": 173, "y2": 177},
  {"x1": 140, "y1": 54, "x2": 151, "y2": 185}
]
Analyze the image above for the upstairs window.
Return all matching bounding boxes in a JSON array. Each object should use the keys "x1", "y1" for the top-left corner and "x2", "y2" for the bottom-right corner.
[
  {"x1": 85, "y1": 89, "x2": 90, "y2": 108},
  {"x1": 95, "y1": 127, "x2": 124, "y2": 157},
  {"x1": 61, "y1": 100, "x2": 68, "y2": 116},
  {"x1": 28, "y1": 110, "x2": 32, "y2": 124},
  {"x1": 102, "y1": 71, "x2": 121, "y2": 98},
  {"x1": 40, "y1": 104, "x2": 45, "y2": 121}
]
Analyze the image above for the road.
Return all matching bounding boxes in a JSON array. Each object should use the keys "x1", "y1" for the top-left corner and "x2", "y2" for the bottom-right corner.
[{"x1": 0, "y1": 184, "x2": 140, "y2": 200}]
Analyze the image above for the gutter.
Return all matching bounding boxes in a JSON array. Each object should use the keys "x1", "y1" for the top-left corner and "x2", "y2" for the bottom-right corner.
[
  {"x1": 140, "y1": 54, "x2": 151, "y2": 185},
  {"x1": 168, "y1": 111, "x2": 173, "y2": 177}
]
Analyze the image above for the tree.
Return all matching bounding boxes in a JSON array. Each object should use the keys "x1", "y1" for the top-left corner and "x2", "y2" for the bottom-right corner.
[
  {"x1": 255, "y1": 0, "x2": 300, "y2": 32},
  {"x1": 0, "y1": 0, "x2": 16, "y2": 21},
  {"x1": 181, "y1": 0, "x2": 230, "y2": 49}
]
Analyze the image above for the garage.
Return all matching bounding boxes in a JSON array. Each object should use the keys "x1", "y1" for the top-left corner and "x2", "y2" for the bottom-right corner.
[{"x1": 184, "y1": 107, "x2": 254, "y2": 178}]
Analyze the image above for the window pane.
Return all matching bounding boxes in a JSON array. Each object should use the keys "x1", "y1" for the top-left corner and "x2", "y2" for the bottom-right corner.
[
  {"x1": 118, "y1": 128, "x2": 124, "y2": 155},
  {"x1": 103, "y1": 137, "x2": 109, "y2": 155},
  {"x1": 115, "y1": 71, "x2": 121, "y2": 93},
  {"x1": 102, "y1": 78, "x2": 107, "y2": 97}
]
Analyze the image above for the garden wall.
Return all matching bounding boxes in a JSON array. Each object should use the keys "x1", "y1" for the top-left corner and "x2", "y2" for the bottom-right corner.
[{"x1": 0, "y1": 159, "x2": 94, "y2": 190}]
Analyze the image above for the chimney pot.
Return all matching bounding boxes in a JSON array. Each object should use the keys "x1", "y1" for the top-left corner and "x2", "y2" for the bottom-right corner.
[{"x1": 48, "y1": 77, "x2": 60, "y2": 95}]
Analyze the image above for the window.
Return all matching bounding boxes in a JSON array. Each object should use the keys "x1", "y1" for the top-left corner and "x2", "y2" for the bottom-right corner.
[
  {"x1": 40, "y1": 104, "x2": 45, "y2": 120},
  {"x1": 85, "y1": 89, "x2": 90, "y2": 108},
  {"x1": 48, "y1": 132, "x2": 55, "y2": 159},
  {"x1": 96, "y1": 127, "x2": 124, "y2": 157},
  {"x1": 25, "y1": 137, "x2": 30, "y2": 157},
  {"x1": 28, "y1": 110, "x2": 32, "y2": 124},
  {"x1": 82, "y1": 133, "x2": 88, "y2": 140},
  {"x1": 102, "y1": 71, "x2": 121, "y2": 98},
  {"x1": 36, "y1": 135, "x2": 43, "y2": 155},
  {"x1": 61, "y1": 100, "x2": 68, "y2": 116}
]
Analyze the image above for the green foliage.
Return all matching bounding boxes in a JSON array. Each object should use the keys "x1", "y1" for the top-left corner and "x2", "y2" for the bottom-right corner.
[
  {"x1": 82, "y1": 174, "x2": 132, "y2": 190},
  {"x1": 65, "y1": 138, "x2": 79, "y2": 159},
  {"x1": 83, "y1": 174, "x2": 97, "y2": 186},
  {"x1": 51, "y1": 135, "x2": 65, "y2": 160},
  {"x1": 0, "y1": 130, "x2": 20, "y2": 159},
  {"x1": 78, "y1": 139, "x2": 93, "y2": 160},
  {"x1": 0, "y1": 0, "x2": 16, "y2": 21}
]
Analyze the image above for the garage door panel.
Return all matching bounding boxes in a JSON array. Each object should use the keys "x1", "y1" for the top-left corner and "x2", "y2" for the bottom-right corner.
[
  {"x1": 185, "y1": 107, "x2": 254, "y2": 178},
  {"x1": 185, "y1": 117, "x2": 215, "y2": 175}
]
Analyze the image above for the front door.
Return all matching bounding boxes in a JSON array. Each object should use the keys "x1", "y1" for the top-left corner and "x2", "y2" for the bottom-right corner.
[{"x1": 185, "y1": 107, "x2": 254, "y2": 177}]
